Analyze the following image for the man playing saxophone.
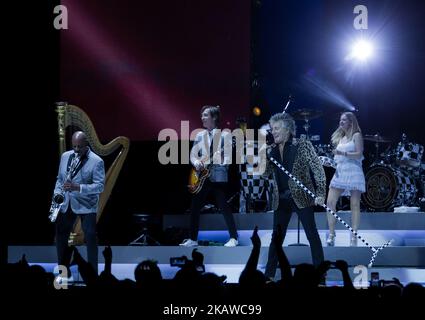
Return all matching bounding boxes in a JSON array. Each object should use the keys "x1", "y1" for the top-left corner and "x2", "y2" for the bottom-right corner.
[
  {"x1": 49, "y1": 151, "x2": 80, "y2": 222},
  {"x1": 52, "y1": 131, "x2": 105, "y2": 280}
]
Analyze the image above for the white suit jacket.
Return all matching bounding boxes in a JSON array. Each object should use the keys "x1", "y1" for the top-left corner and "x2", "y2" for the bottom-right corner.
[{"x1": 54, "y1": 149, "x2": 105, "y2": 214}]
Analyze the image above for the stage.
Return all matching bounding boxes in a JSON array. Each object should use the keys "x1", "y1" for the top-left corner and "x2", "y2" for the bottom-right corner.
[{"x1": 8, "y1": 211, "x2": 425, "y2": 285}]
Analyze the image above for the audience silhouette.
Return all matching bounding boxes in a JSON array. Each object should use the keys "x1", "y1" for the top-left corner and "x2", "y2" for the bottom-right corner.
[{"x1": 4, "y1": 230, "x2": 424, "y2": 315}]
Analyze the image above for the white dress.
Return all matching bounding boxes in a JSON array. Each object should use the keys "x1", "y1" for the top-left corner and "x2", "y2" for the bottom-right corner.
[{"x1": 330, "y1": 140, "x2": 366, "y2": 195}]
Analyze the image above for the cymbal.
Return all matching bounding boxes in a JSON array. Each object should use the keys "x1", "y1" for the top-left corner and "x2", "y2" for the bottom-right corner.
[
  {"x1": 364, "y1": 134, "x2": 391, "y2": 143},
  {"x1": 291, "y1": 108, "x2": 323, "y2": 121}
]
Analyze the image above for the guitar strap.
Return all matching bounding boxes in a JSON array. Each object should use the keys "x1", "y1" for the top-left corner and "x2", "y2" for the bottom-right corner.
[{"x1": 209, "y1": 132, "x2": 214, "y2": 160}]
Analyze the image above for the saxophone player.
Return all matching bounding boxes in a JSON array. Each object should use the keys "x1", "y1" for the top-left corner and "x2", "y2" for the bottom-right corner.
[{"x1": 52, "y1": 131, "x2": 105, "y2": 279}]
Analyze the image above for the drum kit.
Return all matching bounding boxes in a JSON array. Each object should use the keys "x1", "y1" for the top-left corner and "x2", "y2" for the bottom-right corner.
[
  {"x1": 292, "y1": 108, "x2": 323, "y2": 139},
  {"x1": 243, "y1": 108, "x2": 425, "y2": 212},
  {"x1": 314, "y1": 130, "x2": 425, "y2": 211},
  {"x1": 238, "y1": 140, "x2": 275, "y2": 213},
  {"x1": 292, "y1": 110, "x2": 425, "y2": 212},
  {"x1": 362, "y1": 133, "x2": 424, "y2": 211}
]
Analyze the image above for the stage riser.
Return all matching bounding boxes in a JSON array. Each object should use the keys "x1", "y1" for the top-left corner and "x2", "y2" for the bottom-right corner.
[
  {"x1": 163, "y1": 212, "x2": 425, "y2": 230},
  {"x1": 196, "y1": 230, "x2": 425, "y2": 247},
  {"x1": 8, "y1": 246, "x2": 425, "y2": 267}
]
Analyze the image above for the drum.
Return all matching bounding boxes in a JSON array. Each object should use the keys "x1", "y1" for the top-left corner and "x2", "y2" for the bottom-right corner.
[
  {"x1": 362, "y1": 164, "x2": 417, "y2": 211},
  {"x1": 318, "y1": 156, "x2": 337, "y2": 169},
  {"x1": 419, "y1": 163, "x2": 425, "y2": 199},
  {"x1": 314, "y1": 144, "x2": 333, "y2": 157},
  {"x1": 240, "y1": 165, "x2": 266, "y2": 200},
  {"x1": 239, "y1": 141, "x2": 266, "y2": 200},
  {"x1": 396, "y1": 142, "x2": 424, "y2": 167}
]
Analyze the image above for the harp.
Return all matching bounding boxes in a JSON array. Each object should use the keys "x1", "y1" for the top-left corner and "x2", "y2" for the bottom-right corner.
[{"x1": 56, "y1": 102, "x2": 130, "y2": 245}]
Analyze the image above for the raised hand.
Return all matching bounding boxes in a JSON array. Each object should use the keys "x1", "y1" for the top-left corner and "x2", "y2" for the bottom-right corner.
[
  {"x1": 391, "y1": 277, "x2": 403, "y2": 287},
  {"x1": 250, "y1": 226, "x2": 261, "y2": 248},
  {"x1": 317, "y1": 260, "x2": 332, "y2": 275},
  {"x1": 72, "y1": 246, "x2": 83, "y2": 263},
  {"x1": 334, "y1": 260, "x2": 349, "y2": 271},
  {"x1": 21, "y1": 254, "x2": 27, "y2": 263},
  {"x1": 103, "y1": 246, "x2": 112, "y2": 263},
  {"x1": 192, "y1": 248, "x2": 204, "y2": 265}
]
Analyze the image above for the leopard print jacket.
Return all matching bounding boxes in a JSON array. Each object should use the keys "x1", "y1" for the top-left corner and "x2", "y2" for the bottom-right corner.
[{"x1": 264, "y1": 137, "x2": 326, "y2": 210}]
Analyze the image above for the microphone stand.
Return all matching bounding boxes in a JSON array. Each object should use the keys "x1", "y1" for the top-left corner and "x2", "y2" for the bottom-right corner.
[
  {"x1": 288, "y1": 215, "x2": 308, "y2": 247},
  {"x1": 282, "y1": 95, "x2": 307, "y2": 246},
  {"x1": 281, "y1": 95, "x2": 293, "y2": 114},
  {"x1": 280, "y1": 95, "x2": 308, "y2": 245},
  {"x1": 265, "y1": 95, "x2": 293, "y2": 145}
]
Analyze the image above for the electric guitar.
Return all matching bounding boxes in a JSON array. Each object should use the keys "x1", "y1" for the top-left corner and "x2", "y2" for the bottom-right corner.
[
  {"x1": 188, "y1": 145, "x2": 226, "y2": 194},
  {"x1": 188, "y1": 163, "x2": 211, "y2": 194},
  {"x1": 188, "y1": 131, "x2": 237, "y2": 194}
]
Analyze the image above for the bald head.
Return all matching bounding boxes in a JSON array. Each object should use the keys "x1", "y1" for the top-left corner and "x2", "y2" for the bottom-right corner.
[
  {"x1": 72, "y1": 131, "x2": 89, "y2": 157},
  {"x1": 72, "y1": 131, "x2": 87, "y2": 142}
]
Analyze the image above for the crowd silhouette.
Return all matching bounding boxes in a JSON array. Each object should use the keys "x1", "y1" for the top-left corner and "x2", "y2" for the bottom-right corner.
[{"x1": 4, "y1": 227, "x2": 424, "y2": 316}]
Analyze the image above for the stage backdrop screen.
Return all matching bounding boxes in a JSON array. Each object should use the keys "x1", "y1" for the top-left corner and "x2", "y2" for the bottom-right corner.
[{"x1": 60, "y1": 0, "x2": 250, "y2": 141}]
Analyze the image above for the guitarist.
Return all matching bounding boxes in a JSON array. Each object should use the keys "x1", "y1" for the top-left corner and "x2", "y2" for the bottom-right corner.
[{"x1": 180, "y1": 105, "x2": 239, "y2": 247}]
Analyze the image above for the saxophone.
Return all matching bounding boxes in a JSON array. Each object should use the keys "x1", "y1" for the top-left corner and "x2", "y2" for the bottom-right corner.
[{"x1": 49, "y1": 153, "x2": 81, "y2": 222}]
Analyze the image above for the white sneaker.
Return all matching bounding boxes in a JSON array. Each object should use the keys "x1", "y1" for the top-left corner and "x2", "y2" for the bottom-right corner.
[
  {"x1": 224, "y1": 238, "x2": 238, "y2": 247},
  {"x1": 179, "y1": 239, "x2": 198, "y2": 247},
  {"x1": 326, "y1": 233, "x2": 335, "y2": 246},
  {"x1": 350, "y1": 234, "x2": 358, "y2": 247}
]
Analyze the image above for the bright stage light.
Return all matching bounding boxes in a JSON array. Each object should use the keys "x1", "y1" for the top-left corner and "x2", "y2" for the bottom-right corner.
[{"x1": 347, "y1": 39, "x2": 374, "y2": 62}]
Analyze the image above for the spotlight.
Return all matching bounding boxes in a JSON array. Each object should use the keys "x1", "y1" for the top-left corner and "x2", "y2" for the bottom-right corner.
[{"x1": 347, "y1": 39, "x2": 374, "y2": 62}]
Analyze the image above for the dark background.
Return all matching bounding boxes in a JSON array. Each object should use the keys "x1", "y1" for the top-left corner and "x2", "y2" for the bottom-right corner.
[
  {"x1": 59, "y1": 0, "x2": 251, "y2": 141},
  {"x1": 251, "y1": 0, "x2": 425, "y2": 145},
  {"x1": 6, "y1": 0, "x2": 425, "y2": 249}
]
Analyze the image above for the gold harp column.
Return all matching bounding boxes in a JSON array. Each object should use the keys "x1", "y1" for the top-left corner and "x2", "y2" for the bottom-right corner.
[{"x1": 56, "y1": 102, "x2": 67, "y2": 156}]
